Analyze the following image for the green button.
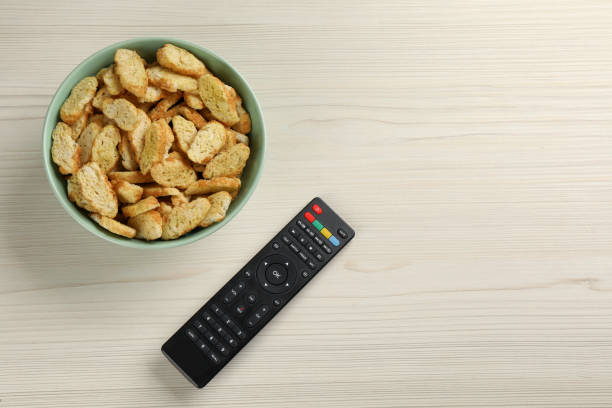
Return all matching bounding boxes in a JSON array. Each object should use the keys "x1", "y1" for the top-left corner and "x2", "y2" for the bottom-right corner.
[{"x1": 312, "y1": 220, "x2": 323, "y2": 231}]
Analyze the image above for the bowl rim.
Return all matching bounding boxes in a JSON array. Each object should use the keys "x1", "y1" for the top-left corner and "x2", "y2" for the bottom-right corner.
[{"x1": 42, "y1": 37, "x2": 266, "y2": 249}]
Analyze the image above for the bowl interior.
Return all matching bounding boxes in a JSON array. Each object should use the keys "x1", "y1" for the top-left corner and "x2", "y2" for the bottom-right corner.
[{"x1": 43, "y1": 37, "x2": 265, "y2": 248}]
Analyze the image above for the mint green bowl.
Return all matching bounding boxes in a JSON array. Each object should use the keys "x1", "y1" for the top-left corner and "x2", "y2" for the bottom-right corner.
[{"x1": 42, "y1": 38, "x2": 265, "y2": 248}]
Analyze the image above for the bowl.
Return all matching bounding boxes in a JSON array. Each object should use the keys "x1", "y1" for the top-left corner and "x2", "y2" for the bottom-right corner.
[{"x1": 42, "y1": 37, "x2": 266, "y2": 248}]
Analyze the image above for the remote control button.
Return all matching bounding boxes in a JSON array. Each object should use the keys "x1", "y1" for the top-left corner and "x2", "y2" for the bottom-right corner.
[
  {"x1": 298, "y1": 236, "x2": 308, "y2": 246},
  {"x1": 304, "y1": 212, "x2": 315, "y2": 223},
  {"x1": 298, "y1": 251, "x2": 308, "y2": 262},
  {"x1": 313, "y1": 236, "x2": 323, "y2": 246},
  {"x1": 186, "y1": 328, "x2": 199, "y2": 342},
  {"x1": 235, "y1": 304, "x2": 247, "y2": 315},
  {"x1": 246, "y1": 304, "x2": 270, "y2": 327},
  {"x1": 282, "y1": 235, "x2": 291, "y2": 244},
  {"x1": 204, "y1": 331, "x2": 215, "y2": 343},
  {"x1": 220, "y1": 330, "x2": 237, "y2": 347},
  {"x1": 205, "y1": 332, "x2": 229, "y2": 356},
  {"x1": 244, "y1": 270, "x2": 253, "y2": 278},
  {"x1": 223, "y1": 282, "x2": 246, "y2": 303},
  {"x1": 320, "y1": 227, "x2": 331, "y2": 239},
  {"x1": 202, "y1": 312, "x2": 214, "y2": 324},
  {"x1": 302, "y1": 270, "x2": 310, "y2": 278},
  {"x1": 314, "y1": 252, "x2": 324, "y2": 262},
  {"x1": 272, "y1": 241, "x2": 280, "y2": 249},
  {"x1": 196, "y1": 339, "x2": 209, "y2": 352},
  {"x1": 226, "y1": 318, "x2": 245, "y2": 336},
  {"x1": 273, "y1": 299, "x2": 282, "y2": 306},
  {"x1": 210, "y1": 304, "x2": 220, "y2": 314},
  {"x1": 257, "y1": 254, "x2": 297, "y2": 294},
  {"x1": 289, "y1": 243, "x2": 300, "y2": 253},
  {"x1": 337, "y1": 228, "x2": 348, "y2": 239},
  {"x1": 305, "y1": 227, "x2": 315, "y2": 238},
  {"x1": 223, "y1": 290, "x2": 237, "y2": 304},
  {"x1": 211, "y1": 305, "x2": 232, "y2": 325},
  {"x1": 254, "y1": 305, "x2": 270, "y2": 319},
  {"x1": 312, "y1": 204, "x2": 322, "y2": 214},
  {"x1": 247, "y1": 293, "x2": 257, "y2": 304},
  {"x1": 193, "y1": 319, "x2": 205, "y2": 332},
  {"x1": 322, "y1": 244, "x2": 332, "y2": 254},
  {"x1": 265, "y1": 263, "x2": 288, "y2": 285},
  {"x1": 296, "y1": 219, "x2": 306, "y2": 229},
  {"x1": 329, "y1": 236, "x2": 340, "y2": 246},
  {"x1": 306, "y1": 243, "x2": 315, "y2": 253},
  {"x1": 289, "y1": 227, "x2": 299, "y2": 236},
  {"x1": 312, "y1": 220, "x2": 323, "y2": 231},
  {"x1": 206, "y1": 350, "x2": 221, "y2": 364},
  {"x1": 306, "y1": 260, "x2": 316, "y2": 270}
]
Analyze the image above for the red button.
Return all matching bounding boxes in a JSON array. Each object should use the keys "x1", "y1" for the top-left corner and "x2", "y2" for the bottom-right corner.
[
  {"x1": 312, "y1": 204, "x2": 322, "y2": 214},
  {"x1": 304, "y1": 212, "x2": 315, "y2": 223}
]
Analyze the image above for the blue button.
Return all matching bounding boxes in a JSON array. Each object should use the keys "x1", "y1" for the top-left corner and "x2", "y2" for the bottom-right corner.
[{"x1": 329, "y1": 236, "x2": 340, "y2": 246}]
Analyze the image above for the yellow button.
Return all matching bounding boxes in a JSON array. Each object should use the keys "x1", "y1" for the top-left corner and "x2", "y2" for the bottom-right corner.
[{"x1": 320, "y1": 227, "x2": 332, "y2": 239}]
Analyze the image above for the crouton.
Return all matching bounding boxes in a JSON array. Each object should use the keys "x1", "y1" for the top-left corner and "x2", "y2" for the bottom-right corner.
[
  {"x1": 60, "y1": 76, "x2": 98, "y2": 124},
  {"x1": 161, "y1": 197, "x2": 210, "y2": 240},
  {"x1": 142, "y1": 184, "x2": 181, "y2": 197},
  {"x1": 108, "y1": 171, "x2": 154, "y2": 184},
  {"x1": 112, "y1": 180, "x2": 143, "y2": 204},
  {"x1": 158, "y1": 201, "x2": 173, "y2": 219},
  {"x1": 187, "y1": 121, "x2": 226, "y2": 164},
  {"x1": 114, "y1": 48, "x2": 147, "y2": 98},
  {"x1": 200, "y1": 191, "x2": 232, "y2": 227},
  {"x1": 170, "y1": 191, "x2": 190, "y2": 206},
  {"x1": 177, "y1": 105, "x2": 206, "y2": 129},
  {"x1": 138, "y1": 85, "x2": 167, "y2": 103},
  {"x1": 184, "y1": 177, "x2": 241, "y2": 196},
  {"x1": 126, "y1": 109, "x2": 151, "y2": 162},
  {"x1": 70, "y1": 112, "x2": 89, "y2": 139},
  {"x1": 97, "y1": 65, "x2": 124, "y2": 95},
  {"x1": 51, "y1": 122, "x2": 81, "y2": 175},
  {"x1": 184, "y1": 91, "x2": 204, "y2": 110},
  {"x1": 222, "y1": 127, "x2": 237, "y2": 151},
  {"x1": 90, "y1": 213, "x2": 136, "y2": 238},
  {"x1": 77, "y1": 122, "x2": 102, "y2": 163},
  {"x1": 121, "y1": 196, "x2": 160, "y2": 217},
  {"x1": 234, "y1": 131, "x2": 250, "y2": 145},
  {"x1": 147, "y1": 65, "x2": 197, "y2": 93},
  {"x1": 119, "y1": 132, "x2": 139, "y2": 170},
  {"x1": 148, "y1": 92, "x2": 182, "y2": 121},
  {"x1": 232, "y1": 102, "x2": 251, "y2": 134},
  {"x1": 197, "y1": 74, "x2": 239, "y2": 126},
  {"x1": 172, "y1": 115, "x2": 197, "y2": 154},
  {"x1": 150, "y1": 152, "x2": 197, "y2": 189},
  {"x1": 88, "y1": 114, "x2": 105, "y2": 127},
  {"x1": 92, "y1": 86, "x2": 113, "y2": 111},
  {"x1": 203, "y1": 143, "x2": 250, "y2": 178},
  {"x1": 127, "y1": 210, "x2": 163, "y2": 240},
  {"x1": 156, "y1": 43, "x2": 207, "y2": 78},
  {"x1": 72, "y1": 162, "x2": 118, "y2": 217},
  {"x1": 102, "y1": 98, "x2": 140, "y2": 131},
  {"x1": 90, "y1": 124, "x2": 121, "y2": 173},
  {"x1": 139, "y1": 119, "x2": 174, "y2": 174}
]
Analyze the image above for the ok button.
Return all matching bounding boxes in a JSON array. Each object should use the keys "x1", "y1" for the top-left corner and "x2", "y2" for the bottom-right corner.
[{"x1": 265, "y1": 264, "x2": 287, "y2": 285}]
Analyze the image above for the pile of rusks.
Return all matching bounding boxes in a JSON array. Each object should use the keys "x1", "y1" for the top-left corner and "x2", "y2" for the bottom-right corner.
[{"x1": 51, "y1": 43, "x2": 252, "y2": 240}]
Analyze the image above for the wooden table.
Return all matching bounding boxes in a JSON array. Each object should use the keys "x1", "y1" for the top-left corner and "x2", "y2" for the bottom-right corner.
[{"x1": 2, "y1": 1, "x2": 612, "y2": 406}]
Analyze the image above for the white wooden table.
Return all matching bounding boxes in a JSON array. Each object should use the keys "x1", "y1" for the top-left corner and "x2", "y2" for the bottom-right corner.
[{"x1": 2, "y1": 1, "x2": 612, "y2": 406}]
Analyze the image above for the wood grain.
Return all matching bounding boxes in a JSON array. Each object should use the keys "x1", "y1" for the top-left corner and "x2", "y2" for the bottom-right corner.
[{"x1": 2, "y1": 0, "x2": 612, "y2": 406}]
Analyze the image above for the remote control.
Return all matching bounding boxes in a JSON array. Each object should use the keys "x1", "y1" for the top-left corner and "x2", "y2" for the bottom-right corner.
[{"x1": 162, "y1": 197, "x2": 355, "y2": 388}]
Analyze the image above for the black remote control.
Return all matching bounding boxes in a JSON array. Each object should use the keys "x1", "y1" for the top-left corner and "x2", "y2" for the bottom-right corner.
[{"x1": 162, "y1": 197, "x2": 355, "y2": 388}]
